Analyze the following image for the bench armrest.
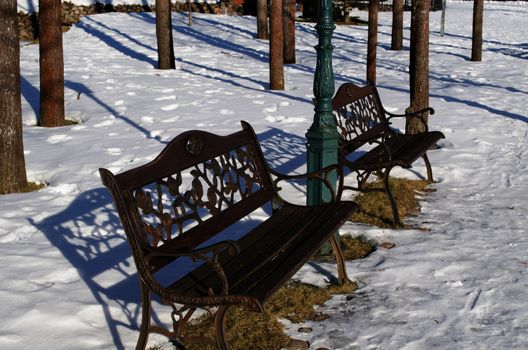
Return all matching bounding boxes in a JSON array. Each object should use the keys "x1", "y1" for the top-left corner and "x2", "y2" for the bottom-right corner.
[
  {"x1": 386, "y1": 107, "x2": 435, "y2": 133},
  {"x1": 268, "y1": 164, "x2": 345, "y2": 204},
  {"x1": 146, "y1": 240, "x2": 240, "y2": 295}
]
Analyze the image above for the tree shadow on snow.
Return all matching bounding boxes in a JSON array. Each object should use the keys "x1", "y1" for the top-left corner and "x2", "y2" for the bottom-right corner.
[
  {"x1": 75, "y1": 18, "x2": 157, "y2": 68},
  {"x1": 64, "y1": 80, "x2": 168, "y2": 144},
  {"x1": 20, "y1": 75, "x2": 40, "y2": 120}
]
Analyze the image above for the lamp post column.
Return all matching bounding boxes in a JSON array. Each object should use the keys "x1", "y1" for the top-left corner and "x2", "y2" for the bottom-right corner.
[{"x1": 306, "y1": 0, "x2": 338, "y2": 206}]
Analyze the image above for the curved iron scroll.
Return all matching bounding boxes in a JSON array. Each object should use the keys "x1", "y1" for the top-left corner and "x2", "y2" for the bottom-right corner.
[{"x1": 132, "y1": 144, "x2": 264, "y2": 247}]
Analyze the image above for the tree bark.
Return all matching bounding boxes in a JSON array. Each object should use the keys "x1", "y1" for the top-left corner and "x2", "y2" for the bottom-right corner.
[
  {"x1": 391, "y1": 0, "x2": 403, "y2": 50},
  {"x1": 188, "y1": 0, "x2": 193, "y2": 26},
  {"x1": 269, "y1": 0, "x2": 284, "y2": 90},
  {"x1": 257, "y1": 0, "x2": 269, "y2": 39},
  {"x1": 282, "y1": 0, "x2": 296, "y2": 64},
  {"x1": 408, "y1": 0, "x2": 430, "y2": 134},
  {"x1": 0, "y1": 0, "x2": 28, "y2": 193},
  {"x1": 302, "y1": 0, "x2": 316, "y2": 20},
  {"x1": 343, "y1": 0, "x2": 351, "y2": 24},
  {"x1": 38, "y1": 0, "x2": 65, "y2": 127},
  {"x1": 471, "y1": 0, "x2": 483, "y2": 61},
  {"x1": 367, "y1": 0, "x2": 379, "y2": 84},
  {"x1": 156, "y1": 0, "x2": 175, "y2": 69}
]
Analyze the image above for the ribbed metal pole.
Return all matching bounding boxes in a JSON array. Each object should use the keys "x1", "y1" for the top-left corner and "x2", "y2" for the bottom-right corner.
[{"x1": 306, "y1": 0, "x2": 338, "y2": 206}]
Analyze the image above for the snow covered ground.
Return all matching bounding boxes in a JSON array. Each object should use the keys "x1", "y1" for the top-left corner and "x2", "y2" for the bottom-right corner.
[
  {"x1": 2, "y1": 1, "x2": 527, "y2": 349},
  {"x1": 17, "y1": 0, "x2": 210, "y2": 14}
]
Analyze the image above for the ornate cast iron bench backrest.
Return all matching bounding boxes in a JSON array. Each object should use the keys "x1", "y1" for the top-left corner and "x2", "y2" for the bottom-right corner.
[
  {"x1": 99, "y1": 121, "x2": 275, "y2": 274},
  {"x1": 332, "y1": 82, "x2": 390, "y2": 154}
]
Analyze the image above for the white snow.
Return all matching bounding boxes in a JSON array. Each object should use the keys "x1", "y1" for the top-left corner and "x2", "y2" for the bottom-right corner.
[
  {"x1": 2, "y1": 1, "x2": 527, "y2": 349},
  {"x1": 17, "y1": 0, "x2": 215, "y2": 14}
]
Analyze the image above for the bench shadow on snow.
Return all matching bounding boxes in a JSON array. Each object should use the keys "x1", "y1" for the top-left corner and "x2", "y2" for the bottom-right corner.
[{"x1": 28, "y1": 127, "x2": 317, "y2": 349}]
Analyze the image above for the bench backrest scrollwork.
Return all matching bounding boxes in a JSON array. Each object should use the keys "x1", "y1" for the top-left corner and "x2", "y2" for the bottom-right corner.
[{"x1": 99, "y1": 121, "x2": 274, "y2": 274}]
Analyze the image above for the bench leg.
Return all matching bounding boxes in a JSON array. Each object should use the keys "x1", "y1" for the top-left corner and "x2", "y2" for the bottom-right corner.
[
  {"x1": 215, "y1": 305, "x2": 230, "y2": 350},
  {"x1": 136, "y1": 282, "x2": 151, "y2": 350},
  {"x1": 422, "y1": 153, "x2": 434, "y2": 183},
  {"x1": 330, "y1": 234, "x2": 350, "y2": 284},
  {"x1": 383, "y1": 167, "x2": 402, "y2": 227}
]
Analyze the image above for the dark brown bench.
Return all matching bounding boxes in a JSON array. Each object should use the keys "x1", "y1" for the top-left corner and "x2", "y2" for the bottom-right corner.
[
  {"x1": 99, "y1": 121, "x2": 358, "y2": 350},
  {"x1": 332, "y1": 82, "x2": 445, "y2": 227}
]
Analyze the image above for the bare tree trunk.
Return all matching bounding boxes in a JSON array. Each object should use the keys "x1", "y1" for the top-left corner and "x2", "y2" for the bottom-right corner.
[
  {"x1": 391, "y1": 0, "x2": 403, "y2": 50},
  {"x1": 471, "y1": 0, "x2": 483, "y2": 61},
  {"x1": 343, "y1": 0, "x2": 351, "y2": 24},
  {"x1": 257, "y1": 0, "x2": 269, "y2": 39},
  {"x1": 367, "y1": 0, "x2": 379, "y2": 84},
  {"x1": 302, "y1": 0, "x2": 316, "y2": 20},
  {"x1": 0, "y1": 0, "x2": 28, "y2": 194},
  {"x1": 269, "y1": 0, "x2": 284, "y2": 90},
  {"x1": 38, "y1": 0, "x2": 65, "y2": 127},
  {"x1": 156, "y1": 0, "x2": 175, "y2": 69},
  {"x1": 188, "y1": 0, "x2": 193, "y2": 26},
  {"x1": 407, "y1": 0, "x2": 430, "y2": 134},
  {"x1": 282, "y1": 0, "x2": 296, "y2": 64}
]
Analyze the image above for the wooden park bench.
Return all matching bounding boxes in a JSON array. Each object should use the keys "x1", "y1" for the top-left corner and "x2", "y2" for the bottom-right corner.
[
  {"x1": 99, "y1": 121, "x2": 358, "y2": 350},
  {"x1": 332, "y1": 82, "x2": 445, "y2": 227}
]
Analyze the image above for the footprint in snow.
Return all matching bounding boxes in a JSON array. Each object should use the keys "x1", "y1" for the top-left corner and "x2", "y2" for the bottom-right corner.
[
  {"x1": 106, "y1": 148, "x2": 123, "y2": 156},
  {"x1": 93, "y1": 119, "x2": 115, "y2": 128},
  {"x1": 265, "y1": 116, "x2": 306, "y2": 123},
  {"x1": 264, "y1": 105, "x2": 278, "y2": 113},
  {"x1": 161, "y1": 104, "x2": 180, "y2": 111},
  {"x1": 141, "y1": 116, "x2": 155, "y2": 124},
  {"x1": 160, "y1": 116, "x2": 181, "y2": 123},
  {"x1": 155, "y1": 95, "x2": 177, "y2": 101},
  {"x1": 205, "y1": 89, "x2": 222, "y2": 94},
  {"x1": 46, "y1": 134, "x2": 72, "y2": 144}
]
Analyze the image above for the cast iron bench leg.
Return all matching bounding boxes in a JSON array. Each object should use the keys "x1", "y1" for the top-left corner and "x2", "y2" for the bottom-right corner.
[
  {"x1": 383, "y1": 166, "x2": 402, "y2": 227},
  {"x1": 136, "y1": 283, "x2": 151, "y2": 350},
  {"x1": 215, "y1": 305, "x2": 230, "y2": 350},
  {"x1": 331, "y1": 235, "x2": 350, "y2": 284},
  {"x1": 422, "y1": 153, "x2": 434, "y2": 183}
]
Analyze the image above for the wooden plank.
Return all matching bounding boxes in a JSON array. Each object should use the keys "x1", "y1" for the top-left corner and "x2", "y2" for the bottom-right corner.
[
  {"x1": 168, "y1": 205, "x2": 316, "y2": 296},
  {"x1": 233, "y1": 202, "x2": 357, "y2": 302}
]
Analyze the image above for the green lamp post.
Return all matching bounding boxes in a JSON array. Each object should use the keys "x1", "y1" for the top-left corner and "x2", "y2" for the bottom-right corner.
[
  {"x1": 307, "y1": 0, "x2": 339, "y2": 255},
  {"x1": 306, "y1": 0, "x2": 339, "y2": 206}
]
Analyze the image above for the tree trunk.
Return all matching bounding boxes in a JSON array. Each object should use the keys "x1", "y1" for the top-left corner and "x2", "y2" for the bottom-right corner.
[
  {"x1": 38, "y1": 0, "x2": 65, "y2": 127},
  {"x1": 440, "y1": 0, "x2": 446, "y2": 36},
  {"x1": 302, "y1": 0, "x2": 316, "y2": 20},
  {"x1": 367, "y1": 0, "x2": 379, "y2": 84},
  {"x1": 156, "y1": 0, "x2": 175, "y2": 69},
  {"x1": 282, "y1": 0, "x2": 296, "y2": 64},
  {"x1": 471, "y1": 0, "x2": 483, "y2": 61},
  {"x1": 269, "y1": 0, "x2": 284, "y2": 90},
  {"x1": 257, "y1": 0, "x2": 269, "y2": 40},
  {"x1": 188, "y1": 0, "x2": 193, "y2": 26},
  {"x1": 407, "y1": 0, "x2": 430, "y2": 134},
  {"x1": 343, "y1": 0, "x2": 351, "y2": 24},
  {"x1": 0, "y1": 0, "x2": 28, "y2": 194},
  {"x1": 391, "y1": 0, "x2": 403, "y2": 50}
]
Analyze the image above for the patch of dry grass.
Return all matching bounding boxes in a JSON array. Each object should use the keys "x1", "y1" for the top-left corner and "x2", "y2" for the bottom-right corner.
[
  {"x1": 148, "y1": 281, "x2": 357, "y2": 350},
  {"x1": 341, "y1": 234, "x2": 377, "y2": 260},
  {"x1": 350, "y1": 178, "x2": 430, "y2": 228},
  {"x1": 184, "y1": 281, "x2": 357, "y2": 350},
  {"x1": 17, "y1": 182, "x2": 46, "y2": 193}
]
